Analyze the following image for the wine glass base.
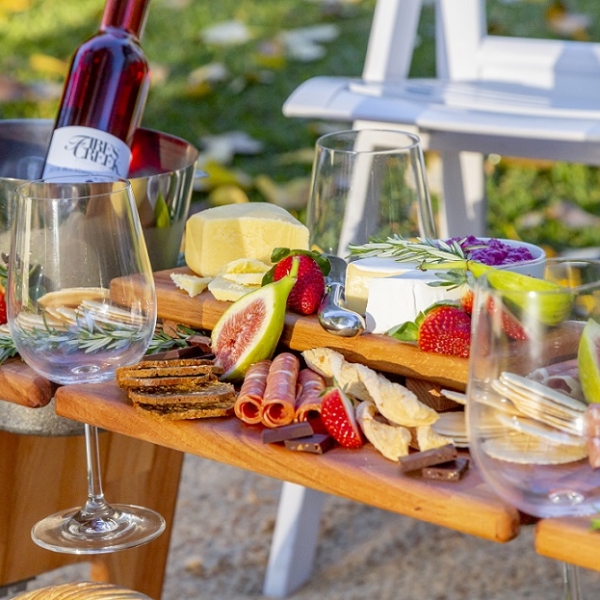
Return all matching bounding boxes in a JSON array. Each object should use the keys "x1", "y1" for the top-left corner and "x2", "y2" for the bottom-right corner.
[{"x1": 31, "y1": 504, "x2": 166, "y2": 555}]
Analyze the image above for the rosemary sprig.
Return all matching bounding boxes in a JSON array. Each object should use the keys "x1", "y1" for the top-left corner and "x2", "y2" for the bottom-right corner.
[
  {"x1": 348, "y1": 236, "x2": 477, "y2": 290},
  {"x1": 348, "y1": 236, "x2": 469, "y2": 268},
  {"x1": 146, "y1": 323, "x2": 200, "y2": 354},
  {"x1": 0, "y1": 320, "x2": 205, "y2": 367},
  {"x1": 0, "y1": 326, "x2": 18, "y2": 365},
  {"x1": 15, "y1": 312, "x2": 148, "y2": 355}
]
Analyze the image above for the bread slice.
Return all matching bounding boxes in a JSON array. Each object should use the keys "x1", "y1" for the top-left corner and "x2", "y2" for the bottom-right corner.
[
  {"x1": 118, "y1": 373, "x2": 218, "y2": 392},
  {"x1": 116, "y1": 358, "x2": 219, "y2": 382},
  {"x1": 134, "y1": 403, "x2": 234, "y2": 421},
  {"x1": 129, "y1": 382, "x2": 236, "y2": 420}
]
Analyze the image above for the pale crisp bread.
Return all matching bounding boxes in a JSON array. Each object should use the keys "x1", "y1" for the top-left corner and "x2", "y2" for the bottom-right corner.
[{"x1": 482, "y1": 431, "x2": 588, "y2": 465}]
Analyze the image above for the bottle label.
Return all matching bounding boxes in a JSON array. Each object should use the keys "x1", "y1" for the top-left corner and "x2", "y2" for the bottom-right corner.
[{"x1": 43, "y1": 126, "x2": 131, "y2": 178}]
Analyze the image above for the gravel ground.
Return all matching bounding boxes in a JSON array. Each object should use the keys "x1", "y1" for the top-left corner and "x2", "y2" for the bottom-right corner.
[{"x1": 21, "y1": 453, "x2": 600, "y2": 599}]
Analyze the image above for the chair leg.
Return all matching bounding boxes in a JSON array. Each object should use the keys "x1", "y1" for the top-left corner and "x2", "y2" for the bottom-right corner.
[
  {"x1": 262, "y1": 482, "x2": 326, "y2": 599},
  {"x1": 438, "y1": 150, "x2": 486, "y2": 238}
]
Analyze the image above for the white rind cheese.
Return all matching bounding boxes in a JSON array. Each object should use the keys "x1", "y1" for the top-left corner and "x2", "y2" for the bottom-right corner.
[
  {"x1": 365, "y1": 271, "x2": 465, "y2": 334},
  {"x1": 185, "y1": 203, "x2": 309, "y2": 277},
  {"x1": 345, "y1": 257, "x2": 418, "y2": 314}
]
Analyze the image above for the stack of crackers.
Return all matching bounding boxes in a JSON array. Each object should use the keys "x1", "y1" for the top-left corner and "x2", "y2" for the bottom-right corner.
[{"x1": 116, "y1": 358, "x2": 236, "y2": 420}]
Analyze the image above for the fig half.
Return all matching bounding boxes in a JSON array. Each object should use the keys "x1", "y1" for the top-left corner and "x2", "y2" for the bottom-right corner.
[{"x1": 211, "y1": 258, "x2": 299, "y2": 381}]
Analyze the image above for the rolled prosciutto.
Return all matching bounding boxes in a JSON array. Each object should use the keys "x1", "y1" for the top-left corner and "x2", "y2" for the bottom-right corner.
[
  {"x1": 528, "y1": 359, "x2": 582, "y2": 400},
  {"x1": 261, "y1": 352, "x2": 300, "y2": 428},
  {"x1": 295, "y1": 368, "x2": 327, "y2": 422},
  {"x1": 234, "y1": 360, "x2": 271, "y2": 425}
]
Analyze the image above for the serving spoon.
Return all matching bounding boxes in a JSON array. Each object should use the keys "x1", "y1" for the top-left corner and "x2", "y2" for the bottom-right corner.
[{"x1": 317, "y1": 255, "x2": 366, "y2": 337}]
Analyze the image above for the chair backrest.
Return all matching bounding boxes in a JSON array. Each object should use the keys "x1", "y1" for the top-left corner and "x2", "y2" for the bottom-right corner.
[{"x1": 364, "y1": 0, "x2": 600, "y2": 101}]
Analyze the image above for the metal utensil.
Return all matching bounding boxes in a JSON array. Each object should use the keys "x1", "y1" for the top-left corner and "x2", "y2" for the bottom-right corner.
[{"x1": 318, "y1": 255, "x2": 366, "y2": 337}]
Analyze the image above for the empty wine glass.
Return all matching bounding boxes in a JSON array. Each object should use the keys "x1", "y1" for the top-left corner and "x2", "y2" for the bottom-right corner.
[
  {"x1": 467, "y1": 258, "x2": 600, "y2": 599},
  {"x1": 7, "y1": 175, "x2": 164, "y2": 554},
  {"x1": 306, "y1": 128, "x2": 437, "y2": 257}
]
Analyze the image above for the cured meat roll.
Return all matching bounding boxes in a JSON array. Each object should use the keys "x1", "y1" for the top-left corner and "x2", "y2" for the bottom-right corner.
[
  {"x1": 295, "y1": 368, "x2": 327, "y2": 422},
  {"x1": 528, "y1": 358, "x2": 582, "y2": 400},
  {"x1": 261, "y1": 352, "x2": 300, "y2": 428},
  {"x1": 234, "y1": 360, "x2": 271, "y2": 425}
]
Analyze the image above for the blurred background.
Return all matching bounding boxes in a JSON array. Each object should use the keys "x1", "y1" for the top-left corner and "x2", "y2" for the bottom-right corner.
[{"x1": 3, "y1": 0, "x2": 600, "y2": 256}]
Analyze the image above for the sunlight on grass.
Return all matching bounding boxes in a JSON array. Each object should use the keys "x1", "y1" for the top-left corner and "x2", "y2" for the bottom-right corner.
[{"x1": 2, "y1": 0, "x2": 600, "y2": 253}]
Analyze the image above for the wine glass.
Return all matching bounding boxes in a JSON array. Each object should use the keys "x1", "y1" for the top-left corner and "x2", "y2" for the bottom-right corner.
[
  {"x1": 6, "y1": 175, "x2": 165, "y2": 554},
  {"x1": 467, "y1": 258, "x2": 600, "y2": 599},
  {"x1": 306, "y1": 128, "x2": 437, "y2": 257}
]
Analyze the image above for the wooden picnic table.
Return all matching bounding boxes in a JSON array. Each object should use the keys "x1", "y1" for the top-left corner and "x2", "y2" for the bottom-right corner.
[{"x1": 3, "y1": 267, "x2": 599, "y2": 600}]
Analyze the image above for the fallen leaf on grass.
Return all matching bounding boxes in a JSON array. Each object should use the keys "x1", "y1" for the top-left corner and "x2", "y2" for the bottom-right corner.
[{"x1": 200, "y1": 20, "x2": 252, "y2": 46}]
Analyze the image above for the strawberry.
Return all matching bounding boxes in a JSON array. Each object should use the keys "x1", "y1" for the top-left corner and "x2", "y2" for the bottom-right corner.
[
  {"x1": 272, "y1": 254, "x2": 325, "y2": 315},
  {"x1": 417, "y1": 304, "x2": 472, "y2": 358},
  {"x1": 486, "y1": 297, "x2": 527, "y2": 340},
  {"x1": 320, "y1": 386, "x2": 364, "y2": 448},
  {"x1": 460, "y1": 287, "x2": 474, "y2": 315},
  {"x1": 0, "y1": 291, "x2": 6, "y2": 326}
]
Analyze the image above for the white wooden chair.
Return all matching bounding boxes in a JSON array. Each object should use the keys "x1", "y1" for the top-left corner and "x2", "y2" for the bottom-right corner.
[
  {"x1": 263, "y1": 0, "x2": 600, "y2": 597},
  {"x1": 283, "y1": 0, "x2": 600, "y2": 238}
]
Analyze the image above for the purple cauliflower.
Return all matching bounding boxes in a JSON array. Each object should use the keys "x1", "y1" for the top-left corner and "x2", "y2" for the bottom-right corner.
[{"x1": 446, "y1": 236, "x2": 535, "y2": 266}]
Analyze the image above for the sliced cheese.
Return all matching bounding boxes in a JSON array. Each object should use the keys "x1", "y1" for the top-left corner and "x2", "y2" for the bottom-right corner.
[
  {"x1": 365, "y1": 271, "x2": 465, "y2": 334},
  {"x1": 170, "y1": 273, "x2": 212, "y2": 297},
  {"x1": 218, "y1": 258, "x2": 271, "y2": 275},
  {"x1": 208, "y1": 276, "x2": 260, "y2": 302},
  {"x1": 345, "y1": 257, "x2": 417, "y2": 314},
  {"x1": 185, "y1": 203, "x2": 309, "y2": 277},
  {"x1": 218, "y1": 257, "x2": 270, "y2": 286}
]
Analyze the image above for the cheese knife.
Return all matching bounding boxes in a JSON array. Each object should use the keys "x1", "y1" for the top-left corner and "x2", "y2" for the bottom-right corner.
[{"x1": 317, "y1": 255, "x2": 365, "y2": 337}]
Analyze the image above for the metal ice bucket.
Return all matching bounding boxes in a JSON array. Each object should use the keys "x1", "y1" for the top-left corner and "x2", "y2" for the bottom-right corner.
[
  {"x1": 0, "y1": 118, "x2": 200, "y2": 271},
  {"x1": 0, "y1": 119, "x2": 199, "y2": 435}
]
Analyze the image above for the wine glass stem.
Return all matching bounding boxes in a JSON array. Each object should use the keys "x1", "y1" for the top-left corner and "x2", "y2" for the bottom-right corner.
[
  {"x1": 563, "y1": 562, "x2": 582, "y2": 600},
  {"x1": 82, "y1": 424, "x2": 109, "y2": 513}
]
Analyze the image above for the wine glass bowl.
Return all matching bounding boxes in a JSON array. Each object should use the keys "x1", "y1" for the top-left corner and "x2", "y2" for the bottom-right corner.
[
  {"x1": 8, "y1": 177, "x2": 156, "y2": 385},
  {"x1": 7, "y1": 175, "x2": 164, "y2": 554},
  {"x1": 468, "y1": 259, "x2": 600, "y2": 520},
  {"x1": 306, "y1": 129, "x2": 437, "y2": 258}
]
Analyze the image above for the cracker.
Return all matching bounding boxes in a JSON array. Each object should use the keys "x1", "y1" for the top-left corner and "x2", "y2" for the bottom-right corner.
[
  {"x1": 37, "y1": 287, "x2": 109, "y2": 308},
  {"x1": 495, "y1": 412, "x2": 585, "y2": 447},
  {"x1": 482, "y1": 431, "x2": 588, "y2": 464}
]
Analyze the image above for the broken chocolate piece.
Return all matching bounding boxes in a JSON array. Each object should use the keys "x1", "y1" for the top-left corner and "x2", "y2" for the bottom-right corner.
[
  {"x1": 422, "y1": 458, "x2": 469, "y2": 481},
  {"x1": 398, "y1": 443, "x2": 457, "y2": 473},
  {"x1": 261, "y1": 421, "x2": 314, "y2": 444},
  {"x1": 186, "y1": 335, "x2": 213, "y2": 353},
  {"x1": 284, "y1": 433, "x2": 334, "y2": 454}
]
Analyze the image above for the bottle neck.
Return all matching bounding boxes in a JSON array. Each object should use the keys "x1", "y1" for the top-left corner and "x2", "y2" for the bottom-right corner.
[{"x1": 100, "y1": 0, "x2": 151, "y2": 39}]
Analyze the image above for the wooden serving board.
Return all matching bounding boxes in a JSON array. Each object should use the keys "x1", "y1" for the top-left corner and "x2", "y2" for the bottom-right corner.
[
  {"x1": 120, "y1": 268, "x2": 470, "y2": 391},
  {"x1": 55, "y1": 382, "x2": 520, "y2": 544},
  {"x1": 0, "y1": 358, "x2": 57, "y2": 408}
]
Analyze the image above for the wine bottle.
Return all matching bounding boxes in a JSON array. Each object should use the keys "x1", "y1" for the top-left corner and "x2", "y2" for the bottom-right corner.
[{"x1": 43, "y1": 0, "x2": 151, "y2": 178}]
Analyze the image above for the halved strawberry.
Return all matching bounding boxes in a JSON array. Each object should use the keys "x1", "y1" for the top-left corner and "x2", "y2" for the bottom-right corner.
[
  {"x1": 320, "y1": 386, "x2": 364, "y2": 448},
  {"x1": 460, "y1": 287, "x2": 474, "y2": 315},
  {"x1": 486, "y1": 297, "x2": 527, "y2": 340},
  {"x1": 417, "y1": 304, "x2": 472, "y2": 358}
]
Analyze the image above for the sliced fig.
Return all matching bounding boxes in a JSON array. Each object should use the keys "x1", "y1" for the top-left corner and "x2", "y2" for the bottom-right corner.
[{"x1": 211, "y1": 259, "x2": 299, "y2": 381}]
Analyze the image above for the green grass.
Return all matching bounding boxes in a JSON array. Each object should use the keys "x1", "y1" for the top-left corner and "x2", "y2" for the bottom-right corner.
[{"x1": 3, "y1": 0, "x2": 600, "y2": 252}]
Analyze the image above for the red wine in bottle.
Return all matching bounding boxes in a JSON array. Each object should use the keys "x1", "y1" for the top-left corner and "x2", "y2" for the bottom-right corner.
[{"x1": 43, "y1": 0, "x2": 151, "y2": 178}]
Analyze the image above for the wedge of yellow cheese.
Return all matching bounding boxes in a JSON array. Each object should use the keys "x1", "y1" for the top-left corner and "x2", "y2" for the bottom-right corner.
[{"x1": 185, "y1": 203, "x2": 309, "y2": 277}]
